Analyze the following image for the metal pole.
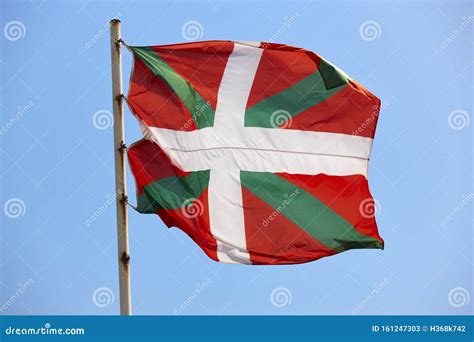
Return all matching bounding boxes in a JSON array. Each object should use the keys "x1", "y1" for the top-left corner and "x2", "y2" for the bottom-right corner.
[{"x1": 109, "y1": 19, "x2": 132, "y2": 315}]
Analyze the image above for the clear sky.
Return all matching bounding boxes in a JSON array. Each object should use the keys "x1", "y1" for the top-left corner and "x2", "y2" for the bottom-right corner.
[{"x1": 0, "y1": 0, "x2": 472, "y2": 315}]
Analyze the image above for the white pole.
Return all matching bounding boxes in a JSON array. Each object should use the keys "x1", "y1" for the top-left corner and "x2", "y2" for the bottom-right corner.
[{"x1": 109, "y1": 19, "x2": 132, "y2": 315}]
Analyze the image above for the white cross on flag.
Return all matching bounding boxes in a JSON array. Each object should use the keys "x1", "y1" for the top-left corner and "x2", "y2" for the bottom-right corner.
[{"x1": 126, "y1": 40, "x2": 384, "y2": 265}]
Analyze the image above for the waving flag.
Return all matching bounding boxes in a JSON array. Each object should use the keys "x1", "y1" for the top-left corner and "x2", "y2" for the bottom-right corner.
[{"x1": 126, "y1": 40, "x2": 383, "y2": 265}]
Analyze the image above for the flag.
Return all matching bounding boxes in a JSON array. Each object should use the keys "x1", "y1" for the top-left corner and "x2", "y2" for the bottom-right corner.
[{"x1": 126, "y1": 41, "x2": 384, "y2": 265}]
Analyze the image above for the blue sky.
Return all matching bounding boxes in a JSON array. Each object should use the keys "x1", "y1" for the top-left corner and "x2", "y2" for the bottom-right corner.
[{"x1": 0, "y1": 0, "x2": 472, "y2": 315}]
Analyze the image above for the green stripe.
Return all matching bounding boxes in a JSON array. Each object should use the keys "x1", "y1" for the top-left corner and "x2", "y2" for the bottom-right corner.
[
  {"x1": 137, "y1": 170, "x2": 210, "y2": 213},
  {"x1": 318, "y1": 58, "x2": 350, "y2": 90},
  {"x1": 131, "y1": 46, "x2": 215, "y2": 129},
  {"x1": 240, "y1": 171, "x2": 382, "y2": 252},
  {"x1": 244, "y1": 67, "x2": 348, "y2": 128}
]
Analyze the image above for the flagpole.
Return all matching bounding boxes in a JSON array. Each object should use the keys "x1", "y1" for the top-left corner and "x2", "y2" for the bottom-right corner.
[{"x1": 109, "y1": 19, "x2": 132, "y2": 315}]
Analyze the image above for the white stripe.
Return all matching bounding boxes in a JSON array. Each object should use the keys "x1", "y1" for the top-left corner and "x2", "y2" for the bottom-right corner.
[
  {"x1": 152, "y1": 147, "x2": 369, "y2": 176},
  {"x1": 236, "y1": 41, "x2": 261, "y2": 48},
  {"x1": 208, "y1": 169, "x2": 251, "y2": 264},
  {"x1": 213, "y1": 44, "x2": 263, "y2": 131},
  {"x1": 207, "y1": 43, "x2": 263, "y2": 263},
  {"x1": 147, "y1": 127, "x2": 372, "y2": 160}
]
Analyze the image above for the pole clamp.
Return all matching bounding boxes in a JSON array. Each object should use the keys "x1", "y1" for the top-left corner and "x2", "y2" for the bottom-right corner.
[
  {"x1": 115, "y1": 93, "x2": 127, "y2": 103},
  {"x1": 116, "y1": 38, "x2": 131, "y2": 52},
  {"x1": 120, "y1": 193, "x2": 128, "y2": 204},
  {"x1": 121, "y1": 251, "x2": 131, "y2": 265},
  {"x1": 118, "y1": 142, "x2": 127, "y2": 153}
]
